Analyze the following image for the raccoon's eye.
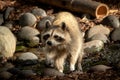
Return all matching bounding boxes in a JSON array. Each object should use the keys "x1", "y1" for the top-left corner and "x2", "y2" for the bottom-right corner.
[
  {"x1": 54, "y1": 35, "x2": 64, "y2": 42},
  {"x1": 43, "y1": 34, "x2": 50, "y2": 40}
]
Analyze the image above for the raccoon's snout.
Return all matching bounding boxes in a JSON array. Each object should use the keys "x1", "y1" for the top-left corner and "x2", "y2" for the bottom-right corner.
[{"x1": 47, "y1": 41, "x2": 52, "y2": 46}]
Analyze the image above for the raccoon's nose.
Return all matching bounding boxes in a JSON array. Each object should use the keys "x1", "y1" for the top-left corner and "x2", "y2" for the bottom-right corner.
[{"x1": 47, "y1": 41, "x2": 52, "y2": 46}]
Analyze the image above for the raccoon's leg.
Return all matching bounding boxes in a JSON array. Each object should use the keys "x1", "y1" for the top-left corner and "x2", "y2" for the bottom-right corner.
[
  {"x1": 77, "y1": 51, "x2": 84, "y2": 71},
  {"x1": 70, "y1": 51, "x2": 80, "y2": 71},
  {"x1": 45, "y1": 53, "x2": 55, "y2": 67},
  {"x1": 55, "y1": 54, "x2": 67, "y2": 73}
]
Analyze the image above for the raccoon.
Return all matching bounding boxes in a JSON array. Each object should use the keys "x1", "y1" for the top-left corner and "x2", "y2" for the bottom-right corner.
[
  {"x1": 41, "y1": 12, "x2": 84, "y2": 73},
  {"x1": 0, "y1": 27, "x2": 16, "y2": 63}
]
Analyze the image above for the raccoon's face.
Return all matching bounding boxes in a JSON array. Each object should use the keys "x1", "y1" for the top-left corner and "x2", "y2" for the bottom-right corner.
[{"x1": 41, "y1": 22, "x2": 71, "y2": 48}]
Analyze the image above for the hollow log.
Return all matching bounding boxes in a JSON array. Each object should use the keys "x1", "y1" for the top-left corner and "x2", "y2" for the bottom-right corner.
[{"x1": 38, "y1": 0, "x2": 109, "y2": 18}]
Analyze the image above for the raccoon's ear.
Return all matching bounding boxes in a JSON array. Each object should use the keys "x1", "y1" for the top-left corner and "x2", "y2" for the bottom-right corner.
[
  {"x1": 45, "y1": 20, "x2": 51, "y2": 29},
  {"x1": 61, "y1": 22, "x2": 67, "y2": 31}
]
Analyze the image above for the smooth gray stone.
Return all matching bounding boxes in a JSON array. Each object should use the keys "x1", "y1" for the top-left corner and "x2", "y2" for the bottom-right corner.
[
  {"x1": 84, "y1": 40, "x2": 104, "y2": 53},
  {"x1": 4, "y1": 7, "x2": 14, "y2": 20},
  {"x1": 31, "y1": 8, "x2": 47, "y2": 18},
  {"x1": 17, "y1": 26, "x2": 40, "y2": 47},
  {"x1": 101, "y1": 15, "x2": 120, "y2": 29},
  {"x1": 87, "y1": 24, "x2": 110, "y2": 39},
  {"x1": 89, "y1": 65, "x2": 112, "y2": 72},
  {"x1": 111, "y1": 28, "x2": 120, "y2": 41},
  {"x1": 18, "y1": 52, "x2": 38, "y2": 61},
  {"x1": 19, "y1": 12, "x2": 37, "y2": 27},
  {"x1": 43, "y1": 68, "x2": 64, "y2": 77},
  {"x1": 0, "y1": 71, "x2": 12, "y2": 79},
  {"x1": 90, "y1": 33, "x2": 109, "y2": 43}
]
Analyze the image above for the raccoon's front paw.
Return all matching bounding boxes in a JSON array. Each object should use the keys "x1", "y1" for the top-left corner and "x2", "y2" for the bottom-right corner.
[
  {"x1": 58, "y1": 69, "x2": 63, "y2": 73},
  {"x1": 70, "y1": 64, "x2": 75, "y2": 71}
]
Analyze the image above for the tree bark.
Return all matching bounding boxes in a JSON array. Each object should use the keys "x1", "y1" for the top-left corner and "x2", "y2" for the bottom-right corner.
[{"x1": 38, "y1": 0, "x2": 109, "y2": 18}]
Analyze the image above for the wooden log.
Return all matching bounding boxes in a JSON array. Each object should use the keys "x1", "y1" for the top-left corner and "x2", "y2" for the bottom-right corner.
[{"x1": 38, "y1": 0, "x2": 109, "y2": 18}]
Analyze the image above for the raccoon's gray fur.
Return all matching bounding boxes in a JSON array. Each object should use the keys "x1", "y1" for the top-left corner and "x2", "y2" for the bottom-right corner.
[
  {"x1": 41, "y1": 12, "x2": 84, "y2": 73},
  {"x1": 0, "y1": 26, "x2": 16, "y2": 63}
]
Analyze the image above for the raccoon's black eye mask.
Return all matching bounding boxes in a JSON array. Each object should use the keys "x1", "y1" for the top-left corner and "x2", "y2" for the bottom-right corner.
[
  {"x1": 54, "y1": 35, "x2": 65, "y2": 42},
  {"x1": 43, "y1": 34, "x2": 50, "y2": 40}
]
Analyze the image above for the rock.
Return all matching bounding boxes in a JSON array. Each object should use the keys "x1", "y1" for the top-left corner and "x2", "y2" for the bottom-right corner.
[
  {"x1": 18, "y1": 26, "x2": 40, "y2": 40},
  {"x1": 4, "y1": 62, "x2": 15, "y2": 70},
  {"x1": 20, "y1": 70, "x2": 36, "y2": 77},
  {"x1": 0, "y1": 14, "x2": 4, "y2": 25},
  {"x1": 111, "y1": 28, "x2": 120, "y2": 41},
  {"x1": 16, "y1": 52, "x2": 38, "y2": 66},
  {"x1": 31, "y1": 7, "x2": 47, "y2": 18},
  {"x1": 0, "y1": 71, "x2": 12, "y2": 79},
  {"x1": 18, "y1": 60, "x2": 38, "y2": 66},
  {"x1": 89, "y1": 33, "x2": 109, "y2": 43},
  {"x1": 0, "y1": 26, "x2": 16, "y2": 63},
  {"x1": 3, "y1": 21, "x2": 14, "y2": 30},
  {"x1": 36, "y1": 16, "x2": 55, "y2": 31},
  {"x1": 101, "y1": 15, "x2": 120, "y2": 29},
  {"x1": 8, "y1": 68, "x2": 36, "y2": 78},
  {"x1": 89, "y1": 65, "x2": 112, "y2": 72},
  {"x1": 27, "y1": 36, "x2": 40, "y2": 47},
  {"x1": 4, "y1": 7, "x2": 14, "y2": 20},
  {"x1": 18, "y1": 52, "x2": 38, "y2": 61},
  {"x1": 19, "y1": 12, "x2": 37, "y2": 27},
  {"x1": 17, "y1": 26, "x2": 40, "y2": 47},
  {"x1": 84, "y1": 40, "x2": 104, "y2": 53},
  {"x1": 43, "y1": 68, "x2": 64, "y2": 77},
  {"x1": 87, "y1": 24, "x2": 110, "y2": 39},
  {"x1": 0, "y1": 62, "x2": 14, "y2": 72}
]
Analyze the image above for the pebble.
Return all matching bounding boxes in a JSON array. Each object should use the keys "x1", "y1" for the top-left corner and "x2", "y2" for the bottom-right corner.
[
  {"x1": 0, "y1": 62, "x2": 14, "y2": 72},
  {"x1": 8, "y1": 68, "x2": 36, "y2": 77},
  {"x1": 111, "y1": 28, "x2": 120, "y2": 41},
  {"x1": 19, "y1": 12, "x2": 37, "y2": 27},
  {"x1": 89, "y1": 33, "x2": 109, "y2": 43},
  {"x1": 31, "y1": 7, "x2": 47, "y2": 18},
  {"x1": 101, "y1": 15, "x2": 120, "y2": 29},
  {"x1": 43, "y1": 68, "x2": 64, "y2": 77},
  {"x1": 19, "y1": 60, "x2": 38, "y2": 66},
  {"x1": 17, "y1": 26, "x2": 40, "y2": 47},
  {"x1": 28, "y1": 36, "x2": 40, "y2": 47},
  {"x1": 89, "y1": 65, "x2": 112, "y2": 72},
  {"x1": 0, "y1": 71, "x2": 12, "y2": 79},
  {"x1": 84, "y1": 40, "x2": 104, "y2": 53},
  {"x1": 3, "y1": 21, "x2": 13, "y2": 30},
  {"x1": 18, "y1": 26, "x2": 40, "y2": 40},
  {"x1": 18, "y1": 52, "x2": 38, "y2": 61},
  {"x1": 21, "y1": 70, "x2": 36, "y2": 77},
  {"x1": 87, "y1": 24, "x2": 110, "y2": 39},
  {"x1": 36, "y1": 16, "x2": 55, "y2": 31},
  {"x1": 4, "y1": 7, "x2": 14, "y2": 20}
]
